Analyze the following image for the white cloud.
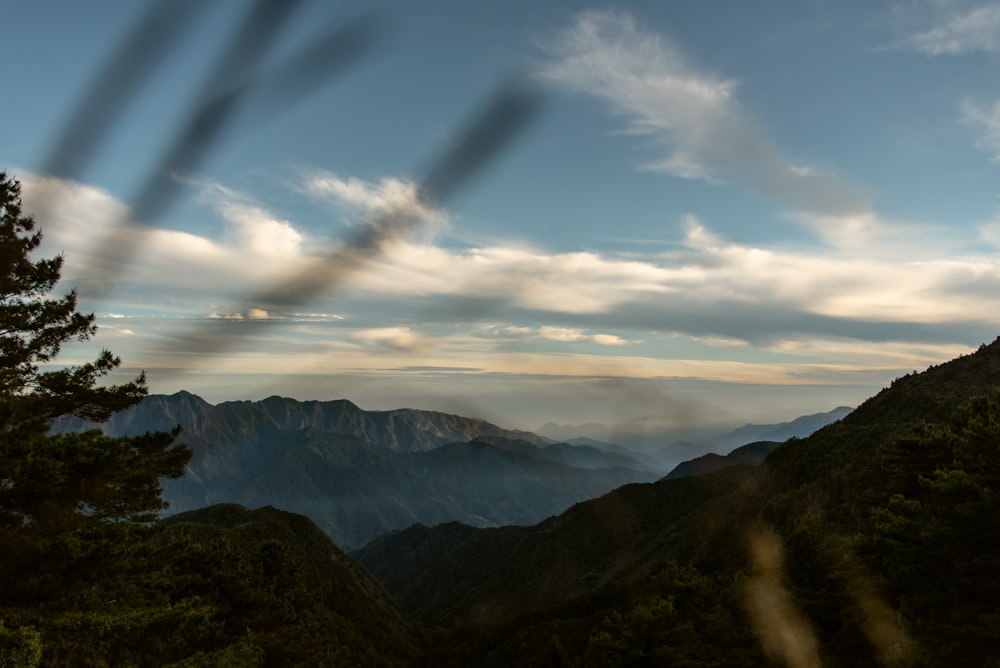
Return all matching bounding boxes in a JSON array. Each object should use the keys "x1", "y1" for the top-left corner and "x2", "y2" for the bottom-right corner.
[
  {"x1": 896, "y1": 4, "x2": 1000, "y2": 53},
  {"x1": 540, "y1": 9, "x2": 874, "y2": 235},
  {"x1": 203, "y1": 184, "x2": 304, "y2": 257},
  {"x1": 538, "y1": 326, "x2": 625, "y2": 346},
  {"x1": 207, "y1": 308, "x2": 272, "y2": 320},
  {"x1": 353, "y1": 327, "x2": 438, "y2": 354},
  {"x1": 289, "y1": 312, "x2": 345, "y2": 321},
  {"x1": 982, "y1": 218, "x2": 1000, "y2": 246},
  {"x1": 18, "y1": 172, "x2": 998, "y2": 382},
  {"x1": 302, "y1": 171, "x2": 448, "y2": 236},
  {"x1": 961, "y1": 96, "x2": 1000, "y2": 161},
  {"x1": 358, "y1": 241, "x2": 670, "y2": 313},
  {"x1": 247, "y1": 308, "x2": 270, "y2": 320},
  {"x1": 20, "y1": 173, "x2": 312, "y2": 309},
  {"x1": 694, "y1": 335, "x2": 750, "y2": 349}
]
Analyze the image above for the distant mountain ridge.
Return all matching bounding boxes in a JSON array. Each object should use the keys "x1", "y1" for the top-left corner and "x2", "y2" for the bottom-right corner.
[
  {"x1": 538, "y1": 406, "x2": 853, "y2": 472},
  {"x1": 53, "y1": 392, "x2": 658, "y2": 550},
  {"x1": 660, "y1": 406, "x2": 855, "y2": 480},
  {"x1": 61, "y1": 390, "x2": 551, "y2": 453},
  {"x1": 705, "y1": 406, "x2": 854, "y2": 451}
]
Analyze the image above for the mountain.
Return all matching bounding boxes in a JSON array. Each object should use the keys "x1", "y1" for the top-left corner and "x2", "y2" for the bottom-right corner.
[
  {"x1": 355, "y1": 466, "x2": 753, "y2": 628},
  {"x1": 538, "y1": 406, "x2": 853, "y2": 472},
  {"x1": 536, "y1": 421, "x2": 618, "y2": 443},
  {"x1": 355, "y1": 337, "x2": 1000, "y2": 666},
  {"x1": 702, "y1": 405, "x2": 854, "y2": 452},
  {"x1": 661, "y1": 407, "x2": 855, "y2": 480},
  {"x1": 662, "y1": 440, "x2": 780, "y2": 480},
  {"x1": 536, "y1": 418, "x2": 723, "y2": 454},
  {"x1": 53, "y1": 394, "x2": 659, "y2": 550},
  {"x1": 56, "y1": 391, "x2": 551, "y2": 453}
]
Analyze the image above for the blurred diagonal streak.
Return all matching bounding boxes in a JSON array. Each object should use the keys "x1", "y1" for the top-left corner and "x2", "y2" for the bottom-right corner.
[
  {"x1": 72, "y1": 0, "x2": 381, "y2": 300},
  {"x1": 34, "y1": 0, "x2": 542, "y2": 367},
  {"x1": 258, "y1": 78, "x2": 545, "y2": 307},
  {"x1": 167, "y1": 78, "x2": 545, "y2": 360},
  {"x1": 40, "y1": 0, "x2": 206, "y2": 182}
]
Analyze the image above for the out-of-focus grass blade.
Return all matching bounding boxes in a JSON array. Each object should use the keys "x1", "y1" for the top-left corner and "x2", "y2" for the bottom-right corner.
[
  {"x1": 166, "y1": 78, "x2": 545, "y2": 358},
  {"x1": 40, "y1": 0, "x2": 205, "y2": 181}
]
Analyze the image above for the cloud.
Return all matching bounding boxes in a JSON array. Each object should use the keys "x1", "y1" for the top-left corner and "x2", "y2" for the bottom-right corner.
[
  {"x1": 21, "y1": 173, "x2": 313, "y2": 310},
  {"x1": 302, "y1": 170, "x2": 448, "y2": 235},
  {"x1": 353, "y1": 326, "x2": 438, "y2": 354},
  {"x1": 18, "y1": 172, "x2": 998, "y2": 393},
  {"x1": 201, "y1": 183, "x2": 306, "y2": 257},
  {"x1": 538, "y1": 326, "x2": 625, "y2": 346},
  {"x1": 539, "y1": 9, "x2": 874, "y2": 236},
  {"x1": 895, "y1": 3, "x2": 1000, "y2": 54},
  {"x1": 365, "y1": 217, "x2": 1000, "y2": 336},
  {"x1": 477, "y1": 324, "x2": 626, "y2": 345},
  {"x1": 981, "y1": 218, "x2": 1000, "y2": 247},
  {"x1": 358, "y1": 241, "x2": 669, "y2": 314},
  {"x1": 207, "y1": 308, "x2": 272, "y2": 320},
  {"x1": 960, "y1": 96, "x2": 1000, "y2": 161}
]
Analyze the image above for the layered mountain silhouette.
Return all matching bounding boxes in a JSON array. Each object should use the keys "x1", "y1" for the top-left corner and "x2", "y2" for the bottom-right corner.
[
  {"x1": 538, "y1": 406, "x2": 852, "y2": 469},
  {"x1": 698, "y1": 405, "x2": 853, "y2": 451},
  {"x1": 355, "y1": 337, "x2": 1000, "y2": 665},
  {"x1": 52, "y1": 393, "x2": 659, "y2": 550},
  {"x1": 38, "y1": 338, "x2": 1000, "y2": 665}
]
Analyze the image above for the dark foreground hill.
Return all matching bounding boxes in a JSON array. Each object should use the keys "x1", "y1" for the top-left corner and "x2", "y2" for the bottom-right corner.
[
  {"x1": 53, "y1": 394, "x2": 658, "y2": 550},
  {"x1": 356, "y1": 337, "x2": 1000, "y2": 666},
  {"x1": 0, "y1": 504, "x2": 420, "y2": 666}
]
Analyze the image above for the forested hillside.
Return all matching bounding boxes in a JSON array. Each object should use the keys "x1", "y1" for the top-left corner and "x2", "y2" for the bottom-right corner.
[{"x1": 358, "y1": 337, "x2": 1000, "y2": 666}]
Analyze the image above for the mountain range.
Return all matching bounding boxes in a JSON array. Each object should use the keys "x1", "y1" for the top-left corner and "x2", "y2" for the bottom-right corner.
[
  {"x1": 51, "y1": 391, "x2": 853, "y2": 552},
  {"x1": 539, "y1": 405, "x2": 852, "y2": 467},
  {"x1": 52, "y1": 393, "x2": 659, "y2": 550},
  {"x1": 31, "y1": 337, "x2": 1000, "y2": 665}
]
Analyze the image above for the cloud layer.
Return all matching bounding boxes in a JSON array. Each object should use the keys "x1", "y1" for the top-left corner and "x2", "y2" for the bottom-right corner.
[
  {"x1": 895, "y1": 3, "x2": 1000, "y2": 54},
  {"x1": 20, "y1": 171, "x2": 996, "y2": 378}
]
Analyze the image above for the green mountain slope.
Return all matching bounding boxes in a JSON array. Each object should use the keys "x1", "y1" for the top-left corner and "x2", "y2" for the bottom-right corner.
[
  {"x1": 1, "y1": 504, "x2": 421, "y2": 666},
  {"x1": 356, "y1": 337, "x2": 1000, "y2": 666}
]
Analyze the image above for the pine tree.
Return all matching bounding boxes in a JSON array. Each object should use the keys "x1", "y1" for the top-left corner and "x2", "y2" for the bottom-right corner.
[
  {"x1": 0, "y1": 171, "x2": 191, "y2": 604},
  {"x1": 872, "y1": 389, "x2": 1000, "y2": 664}
]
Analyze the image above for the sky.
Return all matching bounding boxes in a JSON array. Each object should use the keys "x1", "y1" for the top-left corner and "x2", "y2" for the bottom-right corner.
[{"x1": 2, "y1": 0, "x2": 999, "y2": 433}]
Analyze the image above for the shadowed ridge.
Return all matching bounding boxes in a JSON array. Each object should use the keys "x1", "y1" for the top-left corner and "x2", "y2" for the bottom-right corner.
[
  {"x1": 354, "y1": 337, "x2": 1000, "y2": 666},
  {"x1": 156, "y1": 503, "x2": 421, "y2": 665}
]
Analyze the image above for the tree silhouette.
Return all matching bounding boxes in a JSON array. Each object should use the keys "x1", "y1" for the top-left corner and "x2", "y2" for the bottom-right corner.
[{"x1": 0, "y1": 171, "x2": 190, "y2": 605}]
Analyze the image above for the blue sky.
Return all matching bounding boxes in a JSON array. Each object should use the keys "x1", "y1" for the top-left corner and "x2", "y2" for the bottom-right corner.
[{"x1": 3, "y1": 0, "x2": 1000, "y2": 432}]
